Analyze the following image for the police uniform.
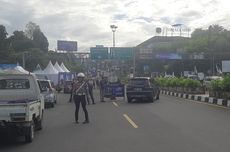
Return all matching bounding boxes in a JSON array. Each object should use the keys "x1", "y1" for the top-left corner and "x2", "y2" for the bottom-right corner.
[{"x1": 73, "y1": 74, "x2": 89, "y2": 124}]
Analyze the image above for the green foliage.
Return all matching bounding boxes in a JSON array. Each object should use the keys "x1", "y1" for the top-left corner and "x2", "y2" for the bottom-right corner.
[
  {"x1": 0, "y1": 22, "x2": 83, "y2": 73},
  {"x1": 0, "y1": 25, "x2": 7, "y2": 41},
  {"x1": 183, "y1": 78, "x2": 201, "y2": 88},
  {"x1": 0, "y1": 25, "x2": 8, "y2": 51},
  {"x1": 222, "y1": 75, "x2": 230, "y2": 91},
  {"x1": 187, "y1": 24, "x2": 230, "y2": 53},
  {"x1": 155, "y1": 77, "x2": 201, "y2": 89},
  {"x1": 33, "y1": 29, "x2": 49, "y2": 52},
  {"x1": 210, "y1": 75, "x2": 230, "y2": 91},
  {"x1": 25, "y1": 22, "x2": 40, "y2": 40},
  {"x1": 8, "y1": 31, "x2": 35, "y2": 52},
  {"x1": 211, "y1": 79, "x2": 223, "y2": 91}
]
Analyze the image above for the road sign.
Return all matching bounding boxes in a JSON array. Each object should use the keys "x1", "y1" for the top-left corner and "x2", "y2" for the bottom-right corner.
[
  {"x1": 110, "y1": 47, "x2": 133, "y2": 60},
  {"x1": 90, "y1": 47, "x2": 109, "y2": 60}
]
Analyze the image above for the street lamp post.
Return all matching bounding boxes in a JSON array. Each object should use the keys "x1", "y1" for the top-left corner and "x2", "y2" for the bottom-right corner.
[{"x1": 110, "y1": 25, "x2": 118, "y2": 47}]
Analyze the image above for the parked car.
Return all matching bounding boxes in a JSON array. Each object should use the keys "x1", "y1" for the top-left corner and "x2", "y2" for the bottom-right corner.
[
  {"x1": 37, "y1": 79, "x2": 57, "y2": 108},
  {"x1": 63, "y1": 80, "x2": 73, "y2": 94},
  {"x1": 0, "y1": 71, "x2": 44, "y2": 143},
  {"x1": 126, "y1": 77, "x2": 160, "y2": 103}
]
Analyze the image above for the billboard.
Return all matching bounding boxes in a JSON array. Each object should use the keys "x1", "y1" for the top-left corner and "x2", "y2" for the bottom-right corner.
[
  {"x1": 57, "y1": 40, "x2": 78, "y2": 51},
  {"x1": 90, "y1": 47, "x2": 109, "y2": 60},
  {"x1": 110, "y1": 47, "x2": 133, "y2": 60},
  {"x1": 222, "y1": 60, "x2": 230, "y2": 72}
]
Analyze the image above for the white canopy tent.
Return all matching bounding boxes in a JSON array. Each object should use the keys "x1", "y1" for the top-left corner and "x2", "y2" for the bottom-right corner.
[
  {"x1": 60, "y1": 62, "x2": 70, "y2": 72},
  {"x1": 54, "y1": 62, "x2": 65, "y2": 72},
  {"x1": 42, "y1": 61, "x2": 59, "y2": 85},
  {"x1": 34, "y1": 64, "x2": 42, "y2": 71},
  {"x1": 33, "y1": 64, "x2": 44, "y2": 74},
  {"x1": 0, "y1": 66, "x2": 30, "y2": 75}
]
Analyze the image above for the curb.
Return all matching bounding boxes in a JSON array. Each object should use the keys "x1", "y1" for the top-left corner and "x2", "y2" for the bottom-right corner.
[{"x1": 161, "y1": 90, "x2": 230, "y2": 108}]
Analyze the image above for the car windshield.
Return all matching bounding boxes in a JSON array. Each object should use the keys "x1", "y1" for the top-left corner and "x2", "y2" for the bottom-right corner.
[
  {"x1": 38, "y1": 81, "x2": 50, "y2": 92},
  {"x1": 128, "y1": 79, "x2": 149, "y2": 86},
  {"x1": 0, "y1": 79, "x2": 30, "y2": 89}
]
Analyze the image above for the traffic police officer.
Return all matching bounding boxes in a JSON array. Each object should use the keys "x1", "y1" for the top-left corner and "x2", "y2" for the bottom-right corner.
[{"x1": 73, "y1": 73, "x2": 89, "y2": 124}]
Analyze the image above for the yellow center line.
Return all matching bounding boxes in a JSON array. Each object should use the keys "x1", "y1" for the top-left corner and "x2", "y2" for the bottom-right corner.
[
  {"x1": 123, "y1": 114, "x2": 139, "y2": 129},
  {"x1": 112, "y1": 102, "x2": 119, "y2": 107}
]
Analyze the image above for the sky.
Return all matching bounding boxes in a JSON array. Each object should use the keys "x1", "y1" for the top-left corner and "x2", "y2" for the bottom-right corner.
[{"x1": 0, "y1": 0, "x2": 230, "y2": 51}]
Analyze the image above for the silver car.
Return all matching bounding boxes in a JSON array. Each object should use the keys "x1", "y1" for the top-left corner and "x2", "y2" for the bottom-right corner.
[{"x1": 37, "y1": 79, "x2": 57, "y2": 108}]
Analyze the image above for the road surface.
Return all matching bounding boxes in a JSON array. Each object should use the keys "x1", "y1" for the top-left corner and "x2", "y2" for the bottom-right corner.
[{"x1": 1, "y1": 89, "x2": 230, "y2": 152}]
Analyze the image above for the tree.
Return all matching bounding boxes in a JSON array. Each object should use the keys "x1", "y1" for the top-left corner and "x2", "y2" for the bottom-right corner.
[
  {"x1": 8, "y1": 31, "x2": 34, "y2": 52},
  {"x1": 25, "y1": 22, "x2": 40, "y2": 40},
  {"x1": 0, "y1": 25, "x2": 8, "y2": 51},
  {"x1": 25, "y1": 22, "x2": 49, "y2": 52},
  {"x1": 33, "y1": 29, "x2": 49, "y2": 52},
  {"x1": 208, "y1": 25, "x2": 225, "y2": 35}
]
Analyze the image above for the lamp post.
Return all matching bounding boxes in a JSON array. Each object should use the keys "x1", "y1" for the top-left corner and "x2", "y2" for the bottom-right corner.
[{"x1": 110, "y1": 25, "x2": 118, "y2": 47}]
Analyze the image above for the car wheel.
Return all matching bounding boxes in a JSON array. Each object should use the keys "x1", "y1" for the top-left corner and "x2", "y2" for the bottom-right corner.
[
  {"x1": 149, "y1": 97, "x2": 154, "y2": 103},
  {"x1": 25, "y1": 121, "x2": 35, "y2": 143},
  {"x1": 36, "y1": 112, "x2": 43, "y2": 131},
  {"x1": 156, "y1": 95, "x2": 159, "y2": 100},
  {"x1": 36, "y1": 119, "x2": 43, "y2": 131}
]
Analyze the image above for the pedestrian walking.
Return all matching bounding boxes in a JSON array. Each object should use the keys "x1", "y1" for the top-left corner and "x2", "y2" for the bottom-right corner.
[
  {"x1": 68, "y1": 80, "x2": 74, "y2": 102},
  {"x1": 72, "y1": 73, "x2": 89, "y2": 124},
  {"x1": 99, "y1": 77, "x2": 107, "y2": 102},
  {"x1": 86, "y1": 81, "x2": 95, "y2": 104},
  {"x1": 93, "y1": 80, "x2": 96, "y2": 89},
  {"x1": 96, "y1": 79, "x2": 100, "y2": 89}
]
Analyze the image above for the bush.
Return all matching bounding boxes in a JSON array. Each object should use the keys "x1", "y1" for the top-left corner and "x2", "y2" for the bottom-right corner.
[
  {"x1": 183, "y1": 79, "x2": 201, "y2": 88},
  {"x1": 155, "y1": 77, "x2": 201, "y2": 89},
  {"x1": 211, "y1": 79, "x2": 223, "y2": 91},
  {"x1": 222, "y1": 75, "x2": 230, "y2": 91}
]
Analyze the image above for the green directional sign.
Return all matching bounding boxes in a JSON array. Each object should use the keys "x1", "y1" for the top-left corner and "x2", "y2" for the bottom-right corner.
[
  {"x1": 90, "y1": 47, "x2": 109, "y2": 60},
  {"x1": 110, "y1": 47, "x2": 133, "y2": 60}
]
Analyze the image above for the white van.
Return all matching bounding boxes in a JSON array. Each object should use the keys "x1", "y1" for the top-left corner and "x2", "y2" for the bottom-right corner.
[{"x1": 0, "y1": 70, "x2": 44, "y2": 143}]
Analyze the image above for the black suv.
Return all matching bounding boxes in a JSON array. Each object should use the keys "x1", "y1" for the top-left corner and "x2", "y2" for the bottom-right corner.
[{"x1": 126, "y1": 77, "x2": 160, "y2": 103}]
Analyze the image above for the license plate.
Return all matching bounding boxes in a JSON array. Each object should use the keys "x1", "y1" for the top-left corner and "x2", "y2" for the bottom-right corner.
[{"x1": 134, "y1": 88, "x2": 142, "y2": 91}]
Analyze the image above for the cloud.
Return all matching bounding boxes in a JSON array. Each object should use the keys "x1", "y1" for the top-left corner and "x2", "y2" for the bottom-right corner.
[{"x1": 0, "y1": 0, "x2": 230, "y2": 50}]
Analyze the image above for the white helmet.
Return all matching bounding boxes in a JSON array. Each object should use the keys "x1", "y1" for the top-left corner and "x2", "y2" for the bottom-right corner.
[{"x1": 77, "y1": 72, "x2": 85, "y2": 78}]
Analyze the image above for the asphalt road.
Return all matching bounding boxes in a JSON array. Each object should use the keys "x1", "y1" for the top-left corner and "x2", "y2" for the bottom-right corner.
[{"x1": 1, "y1": 89, "x2": 230, "y2": 152}]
